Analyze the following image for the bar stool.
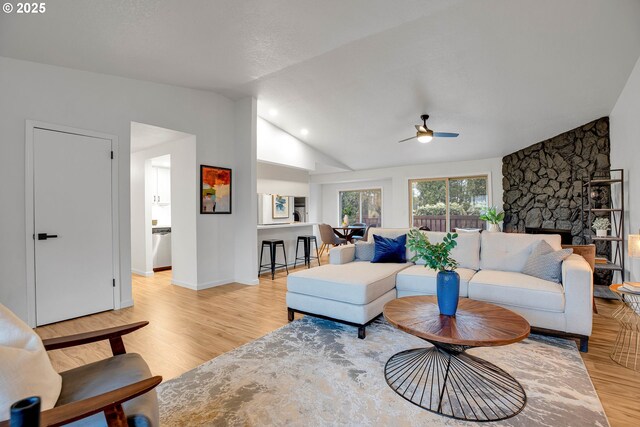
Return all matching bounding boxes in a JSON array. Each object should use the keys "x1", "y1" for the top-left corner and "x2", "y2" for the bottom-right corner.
[
  {"x1": 294, "y1": 235, "x2": 320, "y2": 268},
  {"x1": 259, "y1": 239, "x2": 289, "y2": 280}
]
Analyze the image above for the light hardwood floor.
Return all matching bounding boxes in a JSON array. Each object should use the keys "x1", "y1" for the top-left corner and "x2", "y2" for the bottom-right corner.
[{"x1": 36, "y1": 264, "x2": 640, "y2": 426}]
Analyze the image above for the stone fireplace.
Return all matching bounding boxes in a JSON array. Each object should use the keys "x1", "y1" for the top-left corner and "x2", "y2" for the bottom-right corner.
[{"x1": 502, "y1": 117, "x2": 612, "y2": 285}]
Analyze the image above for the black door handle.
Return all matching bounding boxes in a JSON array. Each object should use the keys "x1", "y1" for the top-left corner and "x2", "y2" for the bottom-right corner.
[{"x1": 37, "y1": 233, "x2": 58, "y2": 240}]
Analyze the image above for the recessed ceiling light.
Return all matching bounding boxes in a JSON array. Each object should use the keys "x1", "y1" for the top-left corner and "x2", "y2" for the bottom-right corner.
[
  {"x1": 268, "y1": 109, "x2": 278, "y2": 116},
  {"x1": 300, "y1": 128, "x2": 309, "y2": 136}
]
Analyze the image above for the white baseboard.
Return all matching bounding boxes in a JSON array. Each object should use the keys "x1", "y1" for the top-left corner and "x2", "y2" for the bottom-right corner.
[
  {"x1": 236, "y1": 278, "x2": 259, "y2": 286},
  {"x1": 171, "y1": 279, "x2": 198, "y2": 290},
  {"x1": 120, "y1": 299, "x2": 134, "y2": 308},
  {"x1": 171, "y1": 278, "x2": 234, "y2": 291},
  {"x1": 196, "y1": 278, "x2": 234, "y2": 290},
  {"x1": 131, "y1": 269, "x2": 154, "y2": 277}
]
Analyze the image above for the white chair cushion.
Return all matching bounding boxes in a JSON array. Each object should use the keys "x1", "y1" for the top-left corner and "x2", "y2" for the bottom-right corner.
[
  {"x1": 287, "y1": 262, "x2": 411, "y2": 305},
  {"x1": 396, "y1": 266, "x2": 476, "y2": 297},
  {"x1": 0, "y1": 304, "x2": 62, "y2": 421},
  {"x1": 469, "y1": 270, "x2": 565, "y2": 312},
  {"x1": 480, "y1": 232, "x2": 562, "y2": 272}
]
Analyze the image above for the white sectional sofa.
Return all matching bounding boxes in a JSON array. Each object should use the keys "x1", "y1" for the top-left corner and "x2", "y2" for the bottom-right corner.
[{"x1": 286, "y1": 228, "x2": 593, "y2": 351}]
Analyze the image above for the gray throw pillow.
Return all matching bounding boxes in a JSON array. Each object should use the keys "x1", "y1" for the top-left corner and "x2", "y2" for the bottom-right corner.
[
  {"x1": 522, "y1": 240, "x2": 573, "y2": 284},
  {"x1": 355, "y1": 241, "x2": 375, "y2": 261}
]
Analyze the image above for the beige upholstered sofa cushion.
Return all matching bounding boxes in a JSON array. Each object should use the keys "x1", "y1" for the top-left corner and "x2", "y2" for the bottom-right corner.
[
  {"x1": 366, "y1": 229, "x2": 481, "y2": 270},
  {"x1": 469, "y1": 270, "x2": 565, "y2": 312},
  {"x1": 0, "y1": 303, "x2": 62, "y2": 421},
  {"x1": 480, "y1": 232, "x2": 562, "y2": 272},
  {"x1": 422, "y1": 231, "x2": 481, "y2": 270},
  {"x1": 288, "y1": 262, "x2": 411, "y2": 305},
  {"x1": 396, "y1": 266, "x2": 477, "y2": 297}
]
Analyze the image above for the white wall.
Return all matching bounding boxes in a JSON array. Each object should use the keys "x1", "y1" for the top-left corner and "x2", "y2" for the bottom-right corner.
[
  {"x1": 130, "y1": 136, "x2": 198, "y2": 287},
  {"x1": 233, "y1": 98, "x2": 259, "y2": 286},
  {"x1": 257, "y1": 162, "x2": 310, "y2": 196},
  {"x1": 257, "y1": 117, "x2": 349, "y2": 172},
  {"x1": 312, "y1": 157, "x2": 503, "y2": 228},
  {"x1": 611, "y1": 55, "x2": 640, "y2": 282},
  {"x1": 0, "y1": 56, "x2": 255, "y2": 320}
]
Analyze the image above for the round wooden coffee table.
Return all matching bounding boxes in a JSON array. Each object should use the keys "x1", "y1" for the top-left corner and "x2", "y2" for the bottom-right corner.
[{"x1": 383, "y1": 296, "x2": 531, "y2": 422}]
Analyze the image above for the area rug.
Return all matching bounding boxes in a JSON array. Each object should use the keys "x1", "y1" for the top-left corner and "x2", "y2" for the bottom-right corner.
[{"x1": 157, "y1": 317, "x2": 608, "y2": 426}]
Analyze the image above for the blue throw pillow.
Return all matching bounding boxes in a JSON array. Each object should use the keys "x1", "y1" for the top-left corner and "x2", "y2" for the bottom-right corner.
[{"x1": 371, "y1": 234, "x2": 407, "y2": 263}]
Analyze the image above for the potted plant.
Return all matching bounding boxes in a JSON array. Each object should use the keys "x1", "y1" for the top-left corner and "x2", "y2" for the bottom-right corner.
[
  {"x1": 407, "y1": 229, "x2": 460, "y2": 316},
  {"x1": 592, "y1": 217, "x2": 611, "y2": 237},
  {"x1": 479, "y1": 206, "x2": 505, "y2": 232}
]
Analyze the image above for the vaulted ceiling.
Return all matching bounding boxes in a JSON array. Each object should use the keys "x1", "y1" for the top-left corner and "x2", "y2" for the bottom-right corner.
[{"x1": 2, "y1": 0, "x2": 639, "y2": 170}]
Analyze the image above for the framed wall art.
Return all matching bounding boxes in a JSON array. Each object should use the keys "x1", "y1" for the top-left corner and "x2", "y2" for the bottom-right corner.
[
  {"x1": 200, "y1": 165, "x2": 232, "y2": 214},
  {"x1": 272, "y1": 194, "x2": 289, "y2": 219}
]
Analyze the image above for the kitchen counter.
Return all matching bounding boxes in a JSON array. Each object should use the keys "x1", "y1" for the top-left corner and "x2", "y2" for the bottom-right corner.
[
  {"x1": 257, "y1": 222, "x2": 315, "y2": 230},
  {"x1": 257, "y1": 223, "x2": 317, "y2": 270}
]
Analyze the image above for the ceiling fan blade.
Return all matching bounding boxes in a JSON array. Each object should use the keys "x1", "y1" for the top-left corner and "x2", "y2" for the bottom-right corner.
[
  {"x1": 415, "y1": 125, "x2": 427, "y2": 132},
  {"x1": 433, "y1": 132, "x2": 459, "y2": 138},
  {"x1": 398, "y1": 136, "x2": 417, "y2": 143}
]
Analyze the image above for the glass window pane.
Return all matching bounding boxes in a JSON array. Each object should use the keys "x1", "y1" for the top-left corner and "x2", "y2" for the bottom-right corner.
[
  {"x1": 448, "y1": 177, "x2": 488, "y2": 231},
  {"x1": 361, "y1": 189, "x2": 382, "y2": 227},
  {"x1": 339, "y1": 191, "x2": 360, "y2": 225},
  {"x1": 410, "y1": 180, "x2": 447, "y2": 231}
]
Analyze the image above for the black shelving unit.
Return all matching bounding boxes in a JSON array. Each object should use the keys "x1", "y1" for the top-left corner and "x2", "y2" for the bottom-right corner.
[{"x1": 582, "y1": 169, "x2": 625, "y2": 282}]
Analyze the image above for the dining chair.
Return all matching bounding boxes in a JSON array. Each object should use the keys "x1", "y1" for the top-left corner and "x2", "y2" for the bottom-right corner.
[
  {"x1": 318, "y1": 223, "x2": 346, "y2": 256},
  {"x1": 351, "y1": 224, "x2": 370, "y2": 243}
]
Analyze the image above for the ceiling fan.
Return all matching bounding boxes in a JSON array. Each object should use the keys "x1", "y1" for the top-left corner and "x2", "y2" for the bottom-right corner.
[{"x1": 398, "y1": 114, "x2": 459, "y2": 144}]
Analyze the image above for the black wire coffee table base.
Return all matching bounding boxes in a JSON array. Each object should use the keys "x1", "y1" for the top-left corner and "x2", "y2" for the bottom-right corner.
[{"x1": 384, "y1": 343, "x2": 526, "y2": 422}]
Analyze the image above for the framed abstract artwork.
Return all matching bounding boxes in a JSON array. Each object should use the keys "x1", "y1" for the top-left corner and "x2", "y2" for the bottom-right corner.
[
  {"x1": 200, "y1": 165, "x2": 232, "y2": 214},
  {"x1": 272, "y1": 195, "x2": 289, "y2": 219}
]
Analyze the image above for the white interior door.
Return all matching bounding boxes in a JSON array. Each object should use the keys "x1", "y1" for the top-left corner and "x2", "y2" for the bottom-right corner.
[{"x1": 33, "y1": 128, "x2": 114, "y2": 325}]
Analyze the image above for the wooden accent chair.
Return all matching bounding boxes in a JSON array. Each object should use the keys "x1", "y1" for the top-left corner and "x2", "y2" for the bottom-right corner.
[
  {"x1": 1, "y1": 322, "x2": 161, "y2": 427},
  {"x1": 318, "y1": 223, "x2": 346, "y2": 256}
]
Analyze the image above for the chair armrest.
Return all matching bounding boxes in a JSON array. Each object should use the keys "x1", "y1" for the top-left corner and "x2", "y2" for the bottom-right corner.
[
  {"x1": 0, "y1": 376, "x2": 162, "y2": 427},
  {"x1": 562, "y1": 254, "x2": 593, "y2": 337},
  {"x1": 329, "y1": 245, "x2": 355, "y2": 265},
  {"x1": 42, "y1": 321, "x2": 149, "y2": 355}
]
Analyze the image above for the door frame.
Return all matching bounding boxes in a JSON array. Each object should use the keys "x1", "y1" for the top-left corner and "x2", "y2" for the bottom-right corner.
[{"x1": 25, "y1": 120, "x2": 121, "y2": 327}]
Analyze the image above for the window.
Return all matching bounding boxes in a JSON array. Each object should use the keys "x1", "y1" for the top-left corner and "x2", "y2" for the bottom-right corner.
[
  {"x1": 409, "y1": 176, "x2": 488, "y2": 231},
  {"x1": 339, "y1": 189, "x2": 382, "y2": 226}
]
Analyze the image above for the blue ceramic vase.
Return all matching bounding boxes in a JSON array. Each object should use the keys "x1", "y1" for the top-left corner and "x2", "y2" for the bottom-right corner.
[{"x1": 436, "y1": 270, "x2": 460, "y2": 316}]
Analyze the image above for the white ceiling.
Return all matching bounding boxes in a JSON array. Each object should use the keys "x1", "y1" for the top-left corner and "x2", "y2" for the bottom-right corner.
[
  {"x1": 151, "y1": 154, "x2": 171, "y2": 168},
  {"x1": 2, "y1": 0, "x2": 639, "y2": 170},
  {"x1": 130, "y1": 121, "x2": 192, "y2": 152}
]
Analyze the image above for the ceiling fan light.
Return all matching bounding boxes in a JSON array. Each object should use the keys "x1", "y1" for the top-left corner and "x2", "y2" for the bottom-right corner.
[{"x1": 417, "y1": 134, "x2": 433, "y2": 143}]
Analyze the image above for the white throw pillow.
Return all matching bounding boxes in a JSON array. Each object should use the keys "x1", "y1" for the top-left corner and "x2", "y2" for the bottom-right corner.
[
  {"x1": 354, "y1": 241, "x2": 375, "y2": 261},
  {"x1": 522, "y1": 240, "x2": 573, "y2": 284},
  {"x1": 0, "y1": 304, "x2": 62, "y2": 421}
]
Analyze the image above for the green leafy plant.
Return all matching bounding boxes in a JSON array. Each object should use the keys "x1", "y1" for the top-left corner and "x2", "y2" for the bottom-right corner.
[
  {"x1": 479, "y1": 206, "x2": 505, "y2": 224},
  {"x1": 406, "y1": 228, "x2": 459, "y2": 272},
  {"x1": 592, "y1": 217, "x2": 611, "y2": 231}
]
